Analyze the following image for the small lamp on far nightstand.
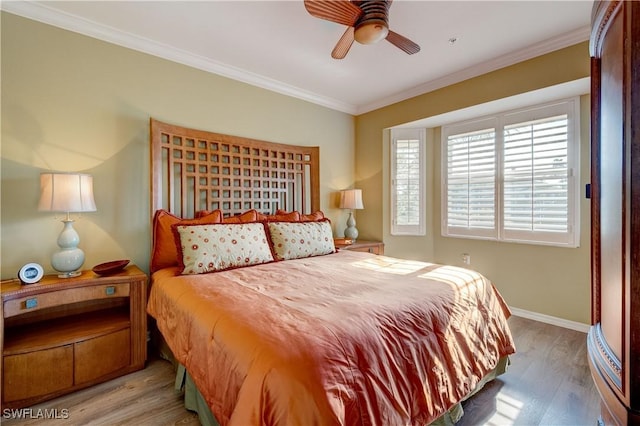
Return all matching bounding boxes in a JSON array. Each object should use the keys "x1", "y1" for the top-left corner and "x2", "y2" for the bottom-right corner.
[
  {"x1": 38, "y1": 172, "x2": 97, "y2": 278},
  {"x1": 339, "y1": 189, "x2": 364, "y2": 241}
]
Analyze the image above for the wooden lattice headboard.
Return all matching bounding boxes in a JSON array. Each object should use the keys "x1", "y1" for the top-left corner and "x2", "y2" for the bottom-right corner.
[{"x1": 150, "y1": 119, "x2": 320, "y2": 219}]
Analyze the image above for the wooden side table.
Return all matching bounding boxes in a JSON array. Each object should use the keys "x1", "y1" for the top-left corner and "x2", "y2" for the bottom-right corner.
[
  {"x1": 334, "y1": 239, "x2": 384, "y2": 255},
  {"x1": 1, "y1": 265, "x2": 147, "y2": 409}
]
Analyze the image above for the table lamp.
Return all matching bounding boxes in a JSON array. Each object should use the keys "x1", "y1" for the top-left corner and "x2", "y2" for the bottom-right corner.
[
  {"x1": 38, "y1": 173, "x2": 96, "y2": 277},
  {"x1": 339, "y1": 189, "x2": 364, "y2": 241}
]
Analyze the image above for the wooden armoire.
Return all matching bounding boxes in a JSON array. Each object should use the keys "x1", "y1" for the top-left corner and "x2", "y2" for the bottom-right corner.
[{"x1": 588, "y1": 1, "x2": 640, "y2": 425}]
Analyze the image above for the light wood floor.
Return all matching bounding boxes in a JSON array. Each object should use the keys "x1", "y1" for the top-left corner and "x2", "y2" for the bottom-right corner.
[
  {"x1": 3, "y1": 316, "x2": 600, "y2": 425},
  {"x1": 457, "y1": 316, "x2": 600, "y2": 426}
]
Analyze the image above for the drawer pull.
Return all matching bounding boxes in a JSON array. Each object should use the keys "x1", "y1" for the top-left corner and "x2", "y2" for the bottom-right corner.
[
  {"x1": 25, "y1": 298, "x2": 38, "y2": 309},
  {"x1": 105, "y1": 286, "x2": 116, "y2": 296}
]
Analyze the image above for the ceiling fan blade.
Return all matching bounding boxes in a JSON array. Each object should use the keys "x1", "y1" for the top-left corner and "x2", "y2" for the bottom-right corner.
[
  {"x1": 332, "y1": 26, "x2": 355, "y2": 59},
  {"x1": 386, "y1": 30, "x2": 420, "y2": 55},
  {"x1": 304, "y1": 0, "x2": 363, "y2": 27}
]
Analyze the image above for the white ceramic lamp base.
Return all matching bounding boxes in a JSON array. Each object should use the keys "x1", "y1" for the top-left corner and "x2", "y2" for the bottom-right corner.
[
  {"x1": 344, "y1": 212, "x2": 359, "y2": 241},
  {"x1": 51, "y1": 219, "x2": 85, "y2": 278}
]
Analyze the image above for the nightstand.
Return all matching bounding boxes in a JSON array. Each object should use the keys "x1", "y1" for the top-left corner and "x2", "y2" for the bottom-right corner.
[
  {"x1": 1, "y1": 265, "x2": 147, "y2": 409},
  {"x1": 335, "y1": 240, "x2": 384, "y2": 255}
]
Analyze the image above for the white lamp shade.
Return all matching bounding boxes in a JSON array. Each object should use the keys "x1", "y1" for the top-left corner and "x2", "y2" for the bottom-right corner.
[
  {"x1": 38, "y1": 173, "x2": 96, "y2": 213},
  {"x1": 339, "y1": 189, "x2": 364, "y2": 210}
]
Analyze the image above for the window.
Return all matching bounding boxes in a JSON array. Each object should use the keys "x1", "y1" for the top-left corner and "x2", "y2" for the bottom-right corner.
[
  {"x1": 444, "y1": 120, "x2": 497, "y2": 239},
  {"x1": 391, "y1": 128, "x2": 426, "y2": 235},
  {"x1": 442, "y1": 98, "x2": 580, "y2": 247}
]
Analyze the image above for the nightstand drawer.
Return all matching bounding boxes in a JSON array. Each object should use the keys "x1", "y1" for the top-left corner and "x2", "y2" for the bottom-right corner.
[
  {"x1": 346, "y1": 245, "x2": 383, "y2": 255},
  {"x1": 335, "y1": 240, "x2": 384, "y2": 255},
  {"x1": 3, "y1": 345, "x2": 73, "y2": 402},
  {"x1": 3, "y1": 283, "x2": 130, "y2": 318}
]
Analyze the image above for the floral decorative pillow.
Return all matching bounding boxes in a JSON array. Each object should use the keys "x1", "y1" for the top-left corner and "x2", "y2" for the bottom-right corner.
[
  {"x1": 174, "y1": 223, "x2": 274, "y2": 274},
  {"x1": 267, "y1": 220, "x2": 335, "y2": 261}
]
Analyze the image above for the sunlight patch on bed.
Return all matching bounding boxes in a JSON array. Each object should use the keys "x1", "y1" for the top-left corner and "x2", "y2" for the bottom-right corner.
[
  {"x1": 418, "y1": 269, "x2": 469, "y2": 286},
  {"x1": 485, "y1": 392, "x2": 524, "y2": 426},
  {"x1": 417, "y1": 266, "x2": 483, "y2": 298},
  {"x1": 350, "y1": 257, "x2": 431, "y2": 275}
]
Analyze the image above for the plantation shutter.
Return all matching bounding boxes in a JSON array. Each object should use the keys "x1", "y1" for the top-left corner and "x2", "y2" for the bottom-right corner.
[
  {"x1": 391, "y1": 128, "x2": 425, "y2": 235},
  {"x1": 440, "y1": 97, "x2": 580, "y2": 247},
  {"x1": 502, "y1": 113, "x2": 575, "y2": 245},
  {"x1": 445, "y1": 125, "x2": 497, "y2": 238}
]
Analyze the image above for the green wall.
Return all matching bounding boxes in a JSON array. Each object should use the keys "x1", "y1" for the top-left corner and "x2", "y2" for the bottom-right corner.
[
  {"x1": 1, "y1": 12, "x2": 355, "y2": 278},
  {"x1": 355, "y1": 42, "x2": 592, "y2": 324}
]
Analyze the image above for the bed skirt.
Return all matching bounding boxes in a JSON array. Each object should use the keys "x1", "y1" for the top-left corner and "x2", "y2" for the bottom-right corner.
[{"x1": 169, "y1": 351, "x2": 509, "y2": 426}]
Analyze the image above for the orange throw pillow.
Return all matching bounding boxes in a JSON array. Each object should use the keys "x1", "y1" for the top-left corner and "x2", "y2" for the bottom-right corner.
[
  {"x1": 257, "y1": 211, "x2": 301, "y2": 222},
  {"x1": 151, "y1": 209, "x2": 222, "y2": 273},
  {"x1": 275, "y1": 209, "x2": 325, "y2": 222},
  {"x1": 300, "y1": 211, "x2": 325, "y2": 222},
  {"x1": 222, "y1": 210, "x2": 259, "y2": 223}
]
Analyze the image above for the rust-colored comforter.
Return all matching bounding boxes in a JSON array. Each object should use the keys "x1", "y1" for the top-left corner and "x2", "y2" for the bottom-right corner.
[{"x1": 147, "y1": 250, "x2": 515, "y2": 425}]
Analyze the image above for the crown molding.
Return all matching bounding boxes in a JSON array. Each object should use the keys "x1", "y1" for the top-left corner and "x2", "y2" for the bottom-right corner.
[
  {"x1": 1, "y1": 1, "x2": 359, "y2": 115},
  {"x1": 2, "y1": 1, "x2": 589, "y2": 117},
  {"x1": 356, "y1": 25, "x2": 591, "y2": 115}
]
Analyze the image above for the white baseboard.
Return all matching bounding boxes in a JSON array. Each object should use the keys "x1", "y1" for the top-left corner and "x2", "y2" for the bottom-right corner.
[{"x1": 509, "y1": 306, "x2": 590, "y2": 333}]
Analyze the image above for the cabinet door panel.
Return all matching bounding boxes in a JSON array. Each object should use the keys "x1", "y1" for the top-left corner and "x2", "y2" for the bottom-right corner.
[
  {"x1": 74, "y1": 328, "x2": 130, "y2": 384},
  {"x1": 3, "y1": 345, "x2": 73, "y2": 402},
  {"x1": 598, "y1": 9, "x2": 624, "y2": 363}
]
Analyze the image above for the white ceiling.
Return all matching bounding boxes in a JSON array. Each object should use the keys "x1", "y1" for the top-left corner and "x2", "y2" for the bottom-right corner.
[{"x1": 2, "y1": 1, "x2": 593, "y2": 115}]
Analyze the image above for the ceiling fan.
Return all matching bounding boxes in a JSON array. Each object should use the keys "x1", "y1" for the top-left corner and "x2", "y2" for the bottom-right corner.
[{"x1": 304, "y1": 0, "x2": 420, "y2": 59}]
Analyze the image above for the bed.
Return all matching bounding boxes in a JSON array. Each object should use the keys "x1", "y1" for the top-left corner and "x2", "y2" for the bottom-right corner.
[{"x1": 146, "y1": 119, "x2": 516, "y2": 425}]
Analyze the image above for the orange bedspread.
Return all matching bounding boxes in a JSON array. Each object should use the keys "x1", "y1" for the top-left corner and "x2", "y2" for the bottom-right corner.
[{"x1": 147, "y1": 250, "x2": 515, "y2": 425}]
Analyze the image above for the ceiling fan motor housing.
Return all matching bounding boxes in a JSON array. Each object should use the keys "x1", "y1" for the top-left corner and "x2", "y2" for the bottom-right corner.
[{"x1": 354, "y1": 0, "x2": 390, "y2": 44}]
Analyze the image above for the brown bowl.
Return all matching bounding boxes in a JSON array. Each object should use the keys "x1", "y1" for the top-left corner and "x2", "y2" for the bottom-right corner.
[{"x1": 92, "y1": 259, "x2": 130, "y2": 276}]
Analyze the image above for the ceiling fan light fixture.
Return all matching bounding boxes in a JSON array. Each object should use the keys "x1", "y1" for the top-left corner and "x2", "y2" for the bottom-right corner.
[
  {"x1": 354, "y1": 22, "x2": 389, "y2": 44},
  {"x1": 304, "y1": 0, "x2": 418, "y2": 57}
]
